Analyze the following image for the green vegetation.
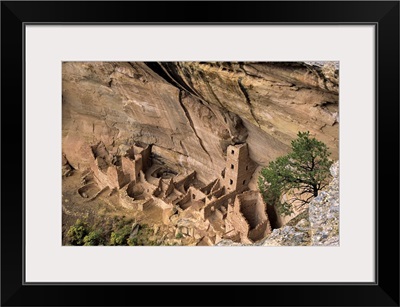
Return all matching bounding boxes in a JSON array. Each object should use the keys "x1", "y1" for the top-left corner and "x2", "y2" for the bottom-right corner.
[
  {"x1": 127, "y1": 225, "x2": 159, "y2": 246},
  {"x1": 66, "y1": 216, "x2": 160, "y2": 246},
  {"x1": 258, "y1": 131, "x2": 333, "y2": 216},
  {"x1": 83, "y1": 230, "x2": 105, "y2": 246},
  {"x1": 66, "y1": 219, "x2": 90, "y2": 245},
  {"x1": 110, "y1": 224, "x2": 132, "y2": 246}
]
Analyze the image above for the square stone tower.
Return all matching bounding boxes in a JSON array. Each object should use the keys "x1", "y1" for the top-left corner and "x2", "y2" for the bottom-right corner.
[{"x1": 223, "y1": 143, "x2": 256, "y2": 193}]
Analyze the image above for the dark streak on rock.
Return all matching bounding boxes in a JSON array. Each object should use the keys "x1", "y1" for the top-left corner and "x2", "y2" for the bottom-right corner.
[
  {"x1": 178, "y1": 90, "x2": 213, "y2": 164},
  {"x1": 237, "y1": 77, "x2": 261, "y2": 128}
]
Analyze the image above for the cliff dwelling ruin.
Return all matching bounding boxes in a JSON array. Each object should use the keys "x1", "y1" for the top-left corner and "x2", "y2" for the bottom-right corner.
[
  {"x1": 62, "y1": 61, "x2": 339, "y2": 246},
  {"x1": 64, "y1": 141, "x2": 272, "y2": 246}
]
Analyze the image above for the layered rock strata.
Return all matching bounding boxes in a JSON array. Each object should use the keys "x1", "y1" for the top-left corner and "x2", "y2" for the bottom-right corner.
[{"x1": 62, "y1": 62, "x2": 338, "y2": 184}]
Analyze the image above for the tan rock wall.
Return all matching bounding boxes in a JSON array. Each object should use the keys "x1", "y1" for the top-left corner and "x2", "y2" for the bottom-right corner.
[{"x1": 62, "y1": 62, "x2": 338, "y2": 186}]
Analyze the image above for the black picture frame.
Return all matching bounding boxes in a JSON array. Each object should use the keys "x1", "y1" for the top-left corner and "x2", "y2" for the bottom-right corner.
[{"x1": 1, "y1": 1, "x2": 399, "y2": 306}]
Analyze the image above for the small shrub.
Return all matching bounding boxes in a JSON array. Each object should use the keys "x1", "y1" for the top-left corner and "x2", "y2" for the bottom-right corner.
[
  {"x1": 127, "y1": 237, "x2": 137, "y2": 246},
  {"x1": 83, "y1": 230, "x2": 104, "y2": 246},
  {"x1": 66, "y1": 219, "x2": 89, "y2": 245},
  {"x1": 109, "y1": 224, "x2": 131, "y2": 246}
]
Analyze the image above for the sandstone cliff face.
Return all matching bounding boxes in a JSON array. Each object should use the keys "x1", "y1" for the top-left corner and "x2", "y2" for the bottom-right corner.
[{"x1": 62, "y1": 62, "x2": 338, "y2": 183}]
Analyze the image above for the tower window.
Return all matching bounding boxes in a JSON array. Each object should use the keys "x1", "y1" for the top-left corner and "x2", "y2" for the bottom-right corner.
[
  {"x1": 231, "y1": 164, "x2": 234, "y2": 169},
  {"x1": 230, "y1": 179, "x2": 233, "y2": 185},
  {"x1": 231, "y1": 150, "x2": 235, "y2": 155},
  {"x1": 243, "y1": 180, "x2": 246, "y2": 185},
  {"x1": 193, "y1": 194, "x2": 196, "y2": 199},
  {"x1": 246, "y1": 165, "x2": 248, "y2": 171}
]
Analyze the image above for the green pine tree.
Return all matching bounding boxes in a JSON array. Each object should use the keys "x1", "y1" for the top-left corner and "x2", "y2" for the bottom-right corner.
[{"x1": 258, "y1": 131, "x2": 333, "y2": 216}]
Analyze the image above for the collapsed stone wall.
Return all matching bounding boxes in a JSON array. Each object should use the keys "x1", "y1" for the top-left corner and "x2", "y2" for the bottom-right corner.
[
  {"x1": 224, "y1": 191, "x2": 271, "y2": 243},
  {"x1": 248, "y1": 220, "x2": 271, "y2": 242},
  {"x1": 162, "y1": 178, "x2": 175, "y2": 198},
  {"x1": 225, "y1": 202, "x2": 250, "y2": 243},
  {"x1": 136, "y1": 144, "x2": 151, "y2": 171},
  {"x1": 91, "y1": 159, "x2": 128, "y2": 190},
  {"x1": 175, "y1": 191, "x2": 192, "y2": 210},
  {"x1": 205, "y1": 186, "x2": 225, "y2": 202},
  {"x1": 237, "y1": 191, "x2": 268, "y2": 229},
  {"x1": 65, "y1": 127, "x2": 275, "y2": 245},
  {"x1": 119, "y1": 185, "x2": 152, "y2": 211},
  {"x1": 77, "y1": 183, "x2": 100, "y2": 199},
  {"x1": 188, "y1": 187, "x2": 207, "y2": 202},
  {"x1": 203, "y1": 191, "x2": 236, "y2": 219},
  {"x1": 151, "y1": 197, "x2": 176, "y2": 225},
  {"x1": 121, "y1": 156, "x2": 137, "y2": 182},
  {"x1": 125, "y1": 181, "x2": 145, "y2": 199},
  {"x1": 200, "y1": 179, "x2": 218, "y2": 195},
  {"x1": 137, "y1": 174, "x2": 159, "y2": 197},
  {"x1": 174, "y1": 171, "x2": 197, "y2": 191}
]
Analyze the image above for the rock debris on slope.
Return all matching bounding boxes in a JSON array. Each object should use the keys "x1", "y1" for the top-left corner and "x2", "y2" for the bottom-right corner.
[
  {"x1": 217, "y1": 161, "x2": 339, "y2": 246},
  {"x1": 309, "y1": 160, "x2": 339, "y2": 246}
]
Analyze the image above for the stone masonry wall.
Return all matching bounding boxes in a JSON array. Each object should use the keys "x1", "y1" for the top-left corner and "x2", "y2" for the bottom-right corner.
[
  {"x1": 224, "y1": 144, "x2": 256, "y2": 193},
  {"x1": 204, "y1": 191, "x2": 236, "y2": 219},
  {"x1": 237, "y1": 191, "x2": 268, "y2": 229},
  {"x1": 248, "y1": 220, "x2": 271, "y2": 242}
]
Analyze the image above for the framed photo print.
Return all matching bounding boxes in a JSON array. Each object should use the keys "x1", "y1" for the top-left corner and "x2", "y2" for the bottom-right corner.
[{"x1": 1, "y1": 1, "x2": 399, "y2": 306}]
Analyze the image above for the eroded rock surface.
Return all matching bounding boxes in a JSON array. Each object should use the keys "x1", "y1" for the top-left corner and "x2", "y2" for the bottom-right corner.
[
  {"x1": 309, "y1": 161, "x2": 339, "y2": 246},
  {"x1": 260, "y1": 219, "x2": 311, "y2": 246},
  {"x1": 62, "y1": 61, "x2": 339, "y2": 246},
  {"x1": 62, "y1": 62, "x2": 338, "y2": 183}
]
